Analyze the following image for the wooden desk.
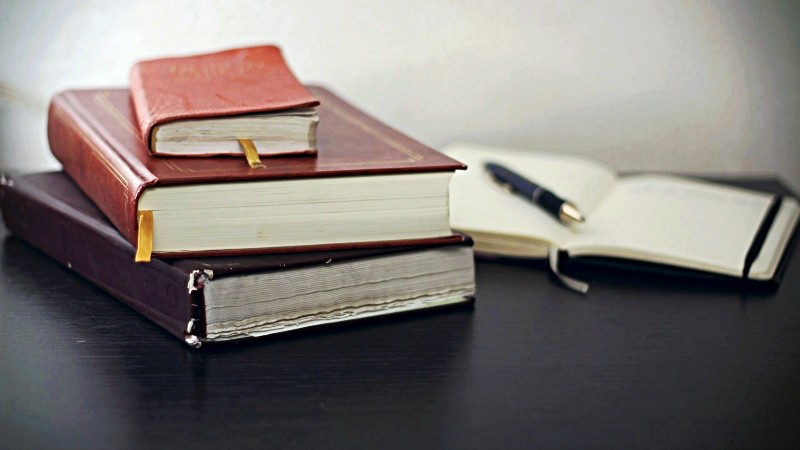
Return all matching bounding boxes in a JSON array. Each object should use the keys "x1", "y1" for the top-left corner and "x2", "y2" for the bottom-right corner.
[{"x1": 1, "y1": 179, "x2": 799, "y2": 449}]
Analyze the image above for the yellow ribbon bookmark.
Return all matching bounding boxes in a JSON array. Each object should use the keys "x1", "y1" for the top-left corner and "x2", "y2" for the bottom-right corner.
[
  {"x1": 134, "y1": 210, "x2": 154, "y2": 263},
  {"x1": 239, "y1": 139, "x2": 263, "y2": 168}
]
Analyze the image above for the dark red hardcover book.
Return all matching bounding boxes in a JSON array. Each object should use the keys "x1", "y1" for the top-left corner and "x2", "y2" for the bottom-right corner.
[
  {"x1": 48, "y1": 86, "x2": 466, "y2": 259},
  {"x1": 0, "y1": 172, "x2": 476, "y2": 347}
]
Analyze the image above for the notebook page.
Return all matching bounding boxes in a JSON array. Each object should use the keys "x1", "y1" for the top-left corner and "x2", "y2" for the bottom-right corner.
[
  {"x1": 563, "y1": 174, "x2": 777, "y2": 276},
  {"x1": 443, "y1": 144, "x2": 618, "y2": 248}
]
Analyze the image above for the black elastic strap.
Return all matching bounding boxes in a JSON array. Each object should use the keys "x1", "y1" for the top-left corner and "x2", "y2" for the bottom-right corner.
[{"x1": 743, "y1": 195, "x2": 783, "y2": 279}]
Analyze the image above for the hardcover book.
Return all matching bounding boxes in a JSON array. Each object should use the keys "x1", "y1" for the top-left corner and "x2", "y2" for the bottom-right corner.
[
  {"x1": 48, "y1": 86, "x2": 466, "y2": 261},
  {"x1": 130, "y1": 45, "x2": 319, "y2": 157},
  {"x1": 444, "y1": 143, "x2": 799, "y2": 289},
  {"x1": 0, "y1": 172, "x2": 476, "y2": 347}
]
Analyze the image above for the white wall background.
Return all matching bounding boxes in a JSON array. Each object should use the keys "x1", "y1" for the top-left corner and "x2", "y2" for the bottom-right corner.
[{"x1": 1, "y1": 0, "x2": 798, "y2": 190}]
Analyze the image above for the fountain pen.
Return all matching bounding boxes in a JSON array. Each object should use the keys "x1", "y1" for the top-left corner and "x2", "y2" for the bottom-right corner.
[{"x1": 485, "y1": 161, "x2": 586, "y2": 225}]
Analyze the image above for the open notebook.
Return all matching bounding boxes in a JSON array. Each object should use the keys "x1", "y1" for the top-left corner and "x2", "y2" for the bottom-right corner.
[{"x1": 444, "y1": 143, "x2": 799, "y2": 290}]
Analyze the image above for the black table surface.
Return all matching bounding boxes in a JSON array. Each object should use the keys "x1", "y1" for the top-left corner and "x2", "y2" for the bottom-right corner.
[{"x1": 1, "y1": 178, "x2": 799, "y2": 450}]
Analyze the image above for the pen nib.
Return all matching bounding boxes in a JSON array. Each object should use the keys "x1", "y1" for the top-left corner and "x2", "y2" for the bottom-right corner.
[{"x1": 559, "y1": 202, "x2": 585, "y2": 225}]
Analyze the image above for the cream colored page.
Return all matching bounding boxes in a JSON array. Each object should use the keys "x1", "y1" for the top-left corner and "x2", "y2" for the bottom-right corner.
[
  {"x1": 443, "y1": 143, "x2": 618, "y2": 246},
  {"x1": 563, "y1": 175, "x2": 776, "y2": 276}
]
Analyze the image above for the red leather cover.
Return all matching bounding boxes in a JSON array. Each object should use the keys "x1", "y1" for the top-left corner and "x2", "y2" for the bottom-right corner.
[
  {"x1": 0, "y1": 172, "x2": 473, "y2": 343},
  {"x1": 130, "y1": 45, "x2": 319, "y2": 149},
  {"x1": 47, "y1": 86, "x2": 467, "y2": 256}
]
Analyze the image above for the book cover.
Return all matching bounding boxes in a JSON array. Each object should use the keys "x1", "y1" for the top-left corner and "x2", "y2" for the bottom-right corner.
[
  {"x1": 0, "y1": 172, "x2": 475, "y2": 347},
  {"x1": 130, "y1": 45, "x2": 319, "y2": 150},
  {"x1": 48, "y1": 86, "x2": 466, "y2": 257}
]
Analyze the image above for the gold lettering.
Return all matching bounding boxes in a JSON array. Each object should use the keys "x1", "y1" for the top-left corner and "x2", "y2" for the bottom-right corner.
[{"x1": 168, "y1": 60, "x2": 268, "y2": 82}]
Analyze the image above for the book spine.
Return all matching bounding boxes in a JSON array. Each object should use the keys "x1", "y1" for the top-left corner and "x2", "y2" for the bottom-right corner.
[
  {"x1": 128, "y1": 63, "x2": 153, "y2": 145},
  {"x1": 47, "y1": 92, "x2": 150, "y2": 246},
  {"x1": 0, "y1": 177, "x2": 199, "y2": 344}
]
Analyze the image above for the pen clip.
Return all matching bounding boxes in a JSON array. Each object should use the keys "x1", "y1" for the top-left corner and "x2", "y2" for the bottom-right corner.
[{"x1": 484, "y1": 165, "x2": 515, "y2": 195}]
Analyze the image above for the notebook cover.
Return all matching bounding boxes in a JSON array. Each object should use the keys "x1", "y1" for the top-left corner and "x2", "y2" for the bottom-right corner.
[
  {"x1": 468, "y1": 177, "x2": 798, "y2": 288},
  {"x1": 48, "y1": 86, "x2": 466, "y2": 254},
  {"x1": 0, "y1": 171, "x2": 473, "y2": 345},
  {"x1": 130, "y1": 45, "x2": 319, "y2": 149}
]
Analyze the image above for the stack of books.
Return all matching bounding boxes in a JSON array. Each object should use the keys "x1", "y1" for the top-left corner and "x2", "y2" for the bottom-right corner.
[{"x1": 0, "y1": 46, "x2": 476, "y2": 347}]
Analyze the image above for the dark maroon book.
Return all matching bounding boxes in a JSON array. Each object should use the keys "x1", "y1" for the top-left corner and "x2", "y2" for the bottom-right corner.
[{"x1": 0, "y1": 172, "x2": 475, "y2": 347}]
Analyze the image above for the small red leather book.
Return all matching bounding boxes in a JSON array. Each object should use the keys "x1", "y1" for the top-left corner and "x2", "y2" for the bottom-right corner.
[{"x1": 130, "y1": 45, "x2": 320, "y2": 157}]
